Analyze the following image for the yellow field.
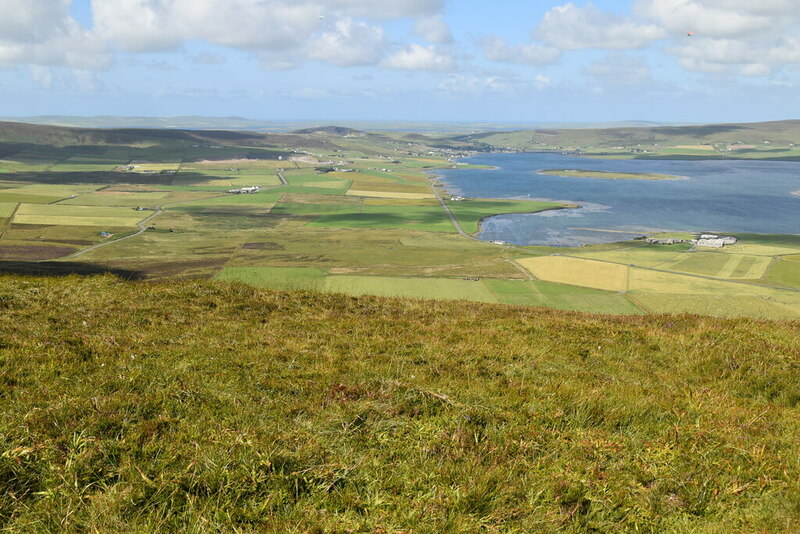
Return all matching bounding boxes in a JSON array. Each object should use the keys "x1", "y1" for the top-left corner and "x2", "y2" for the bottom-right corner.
[
  {"x1": 347, "y1": 190, "x2": 435, "y2": 200},
  {"x1": 129, "y1": 163, "x2": 181, "y2": 172},
  {"x1": 674, "y1": 145, "x2": 716, "y2": 151},
  {"x1": 517, "y1": 256, "x2": 629, "y2": 291},
  {"x1": 719, "y1": 243, "x2": 800, "y2": 256},
  {"x1": 718, "y1": 255, "x2": 772, "y2": 279},
  {"x1": 13, "y1": 204, "x2": 145, "y2": 227}
]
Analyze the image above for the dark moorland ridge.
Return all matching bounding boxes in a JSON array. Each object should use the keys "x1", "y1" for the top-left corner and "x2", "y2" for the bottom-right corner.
[
  {"x1": 1, "y1": 274, "x2": 798, "y2": 531},
  {"x1": 2, "y1": 118, "x2": 800, "y2": 153}
]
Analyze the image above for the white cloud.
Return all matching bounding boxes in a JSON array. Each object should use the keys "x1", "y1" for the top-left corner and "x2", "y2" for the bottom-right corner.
[
  {"x1": 438, "y1": 74, "x2": 517, "y2": 95},
  {"x1": 634, "y1": 0, "x2": 788, "y2": 38},
  {"x1": 414, "y1": 15, "x2": 452, "y2": 44},
  {"x1": 92, "y1": 0, "x2": 323, "y2": 53},
  {"x1": 0, "y1": 0, "x2": 110, "y2": 69},
  {"x1": 536, "y1": 3, "x2": 666, "y2": 50},
  {"x1": 482, "y1": 35, "x2": 561, "y2": 65},
  {"x1": 381, "y1": 44, "x2": 457, "y2": 71},
  {"x1": 307, "y1": 19, "x2": 385, "y2": 66},
  {"x1": 634, "y1": 0, "x2": 800, "y2": 74}
]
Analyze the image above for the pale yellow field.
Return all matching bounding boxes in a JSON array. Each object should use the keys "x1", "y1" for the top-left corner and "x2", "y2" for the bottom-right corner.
[
  {"x1": 517, "y1": 256, "x2": 629, "y2": 291},
  {"x1": 717, "y1": 255, "x2": 772, "y2": 279},
  {"x1": 718, "y1": 243, "x2": 800, "y2": 256},
  {"x1": 674, "y1": 145, "x2": 716, "y2": 151},
  {"x1": 13, "y1": 204, "x2": 145, "y2": 227},
  {"x1": 129, "y1": 163, "x2": 181, "y2": 172},
  {"x1": 347, "y1": 190, "x2": 435, "y2": 200}
]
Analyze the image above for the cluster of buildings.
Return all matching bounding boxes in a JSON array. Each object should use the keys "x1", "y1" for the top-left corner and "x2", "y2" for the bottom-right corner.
[
  {"x1": 646, "y1": 234, "x2": 738, "y2": 248},
  {"x1": 694, "y1": 234, "x2": 738, "y2": 248},
  {"x1": 226, "y1": 186, "x2": 260, "y2": 194}
]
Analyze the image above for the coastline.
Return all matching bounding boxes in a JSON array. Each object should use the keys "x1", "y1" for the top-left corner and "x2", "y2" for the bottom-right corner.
[{"x1": 427, "y1": 162, "x2": 582, "y2": 245}]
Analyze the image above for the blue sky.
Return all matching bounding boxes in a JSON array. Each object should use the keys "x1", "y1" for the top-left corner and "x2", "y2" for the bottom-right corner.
[{"x1": 1, "y1": 0, "x2": 799, "y2": 123}]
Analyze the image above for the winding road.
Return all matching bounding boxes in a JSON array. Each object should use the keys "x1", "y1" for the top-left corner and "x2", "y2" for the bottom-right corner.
[{"x1": 62, "y1": 206, "x2": 164, "y2": 260}]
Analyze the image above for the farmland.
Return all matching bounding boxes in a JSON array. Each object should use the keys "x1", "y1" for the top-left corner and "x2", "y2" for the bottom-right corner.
[
  {"x1": 538, "y1": 169, "x2": 681, "y2": 180},
  {"x1": 0, "y1": 120, "x2": 798, "y2": 319}
]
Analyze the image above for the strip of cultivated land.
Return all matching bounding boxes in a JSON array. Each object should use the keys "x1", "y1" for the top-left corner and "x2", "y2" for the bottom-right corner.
[
  {"x1": 538, "y1": 168, "x2": 683, "y2": 180},
  {"x1": 0, "y1": 121, "x2": 799, "y2": 319},
  {"x1": 0, "y1": 275, "x2": 798, "y2": 532}
]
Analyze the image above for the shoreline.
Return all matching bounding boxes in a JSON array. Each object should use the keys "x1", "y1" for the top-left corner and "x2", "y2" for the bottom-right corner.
[{"x1": 430, "y1": 152, "x2": 799, "y2": 248}]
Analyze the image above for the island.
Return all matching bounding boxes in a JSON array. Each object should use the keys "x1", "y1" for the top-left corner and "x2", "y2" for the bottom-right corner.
[{"x1": 538, "y1": 168, "x2": 684, "y2": 180}]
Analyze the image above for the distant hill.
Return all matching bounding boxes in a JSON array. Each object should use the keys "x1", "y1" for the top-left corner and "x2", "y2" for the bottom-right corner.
[
  {"x1": 0, "y1": 121, "x2": 342, "y2": 151},
  {"x1": 290, "y1": 125, "x2": 364, "y2": 136},
  {"x1": 455, "y1": 119, "x2": 800, "y2": 153}
]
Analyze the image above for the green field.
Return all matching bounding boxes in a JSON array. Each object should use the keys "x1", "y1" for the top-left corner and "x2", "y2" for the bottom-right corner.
[
  {"x1": 0, "y1": 202, "x2": 17, "y2": 217},
  {"x1": 446, "y1": 199, "x2": 571, "y2": 234},
  {"x1": 215, "y1": 266, "x2": 643, "y2": 314},
  {"x1": 538, "y1": 168, "x2": 682, "y2": 180}
]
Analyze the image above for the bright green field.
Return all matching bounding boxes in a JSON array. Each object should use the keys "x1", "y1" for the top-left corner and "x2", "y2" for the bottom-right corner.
[
  {"x1": 309, "y1": 205, "x2": 453, "y2": 232},
  {"x1": 215, "y1": 267, "x2": 643, "y2": 314},
  {"x1": 170, "y1": 192, "x2": 281, "y2": 209}
]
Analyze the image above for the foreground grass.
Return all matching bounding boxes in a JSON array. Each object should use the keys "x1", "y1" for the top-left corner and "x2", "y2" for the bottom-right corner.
[{"x1": 1, "y1": 275, "x2": 799, "y2": 532}]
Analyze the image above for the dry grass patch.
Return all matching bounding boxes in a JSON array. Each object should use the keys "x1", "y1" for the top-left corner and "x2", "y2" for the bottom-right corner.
[
  {"x1": 347, "y1": 190, "x2": 435, "y2": 200},
  {"x1": 518, "y1": 256, "x2": 630, "y2": 291}
]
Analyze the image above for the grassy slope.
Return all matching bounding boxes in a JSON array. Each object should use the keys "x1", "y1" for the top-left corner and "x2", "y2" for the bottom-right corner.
[{"x1": 1, "y1": 275, "x2": 799, "y2": 532}]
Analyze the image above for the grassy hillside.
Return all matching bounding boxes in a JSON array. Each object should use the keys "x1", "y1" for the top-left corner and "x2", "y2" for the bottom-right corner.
[{"x1": 1, "y1": 274, "x2": 799, "y2": 532}]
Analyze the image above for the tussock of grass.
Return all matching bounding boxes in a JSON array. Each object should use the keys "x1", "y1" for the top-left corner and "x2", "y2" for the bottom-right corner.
[{"x1": 0, "y1": 274, "x2": 799, "y2": 532}]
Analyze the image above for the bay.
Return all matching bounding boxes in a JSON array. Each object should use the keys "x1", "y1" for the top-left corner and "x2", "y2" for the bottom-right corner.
[{"x1": 436, "y1": 152, "x2": 800, "y2": 246}]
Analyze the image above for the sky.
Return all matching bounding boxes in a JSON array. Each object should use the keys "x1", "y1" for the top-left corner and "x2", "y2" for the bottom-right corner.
[{"x1": 1, "y1": 0, "x2": 799, "y2": 124}]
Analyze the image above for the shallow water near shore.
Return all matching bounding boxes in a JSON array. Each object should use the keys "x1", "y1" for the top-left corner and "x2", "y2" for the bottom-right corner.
[{"x1": 437, "y1": 152, "x2": 800, "y2": 246}]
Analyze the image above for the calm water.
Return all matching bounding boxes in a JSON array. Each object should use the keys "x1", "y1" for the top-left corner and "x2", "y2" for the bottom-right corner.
[{"x1": 436, "y1": 152, "x2": 800, "y2": 246}]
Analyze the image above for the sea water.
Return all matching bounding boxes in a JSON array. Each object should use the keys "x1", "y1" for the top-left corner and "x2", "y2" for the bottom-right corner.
[{"x1": 436, "y1": 152, "x2": 800, "y2": 246}]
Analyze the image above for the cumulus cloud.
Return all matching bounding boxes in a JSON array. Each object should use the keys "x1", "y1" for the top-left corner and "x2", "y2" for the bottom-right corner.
[
  {"x1": 536, "y1": 2, "x2": 666, "y2": 50},
  {"x1": 482, "y1": 35, "x2": 561, "y2": 65},
  {"x1": 381, "y1": 44, "x2": 457, "y2": 71},
  {"x1": 307, "y1": 19, "x2": 385, "y2": 66},
  {"x1": 89, "y1": 0, "x2": 451, "y2": 68},
  {"x1": 92, "y1": 0, "x2": 324, "y2": 53},
  {"x1": 634, "y1": 0, "x2": 785, "y2": 38},
  {"x1": 640, "y1": 1, "x2": 800, "y2": 75},
  {"x1": 0, "y1": 0, "x2": 110, "y2": 69},
  {"x1": 414, "y1": 15, "x2": 452, "y2": 44}
]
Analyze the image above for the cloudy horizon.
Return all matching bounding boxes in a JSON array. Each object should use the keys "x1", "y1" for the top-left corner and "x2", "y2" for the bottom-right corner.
[{"x1": 1, "y1": 0, "x2": 799, "y2": 123}]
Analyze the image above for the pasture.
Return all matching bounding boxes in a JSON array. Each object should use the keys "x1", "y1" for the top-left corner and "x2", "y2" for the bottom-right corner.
[
  {"x1": 347, "y1": 189, "x2": 435, "y2": 200},
  {"x1": 13, "y1": 203, "x2": 145, "y2": 227},
  {"x1": 518, "y1": 256, "x2": 630, "y2": 292},
  {"x1": 0, "y1": 202, "x2": 15, "y2": 217}
]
